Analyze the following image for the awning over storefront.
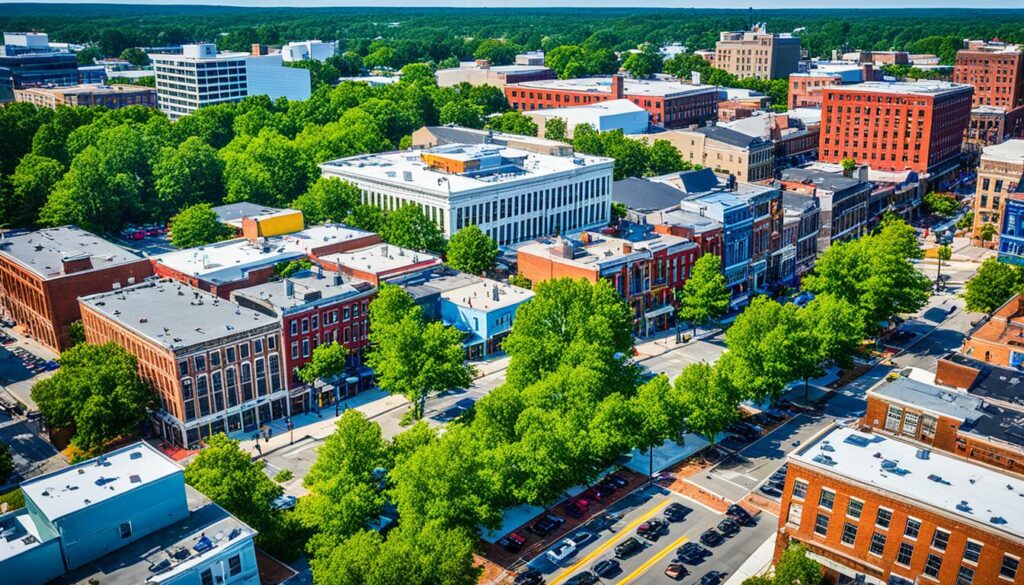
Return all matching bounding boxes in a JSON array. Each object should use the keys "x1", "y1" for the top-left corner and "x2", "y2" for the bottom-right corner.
[{"x1": 644, "y1": 304, "x2": 675, "y2": 320}]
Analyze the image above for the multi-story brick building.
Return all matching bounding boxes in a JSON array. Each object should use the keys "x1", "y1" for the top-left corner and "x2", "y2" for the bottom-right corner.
[
  {"x1": 972, "y1": 140, "x2": 1024, "y2": 246},
  {"x1": 778, "y1": 167, "x2": 871, "y2": 251},
  {"x1": 13, "y1": 83, "x2": 156, "y2": 109},
  {"x1": 714, "y1": 23, "x2": 801, "y2": 80},
  {"x1": 777, "y1": 423, "x2": 1024, "y2": 585},
  {"x1": 0, "y1": 226, "x2": 153, "y2": 352},
  {"x1": 517, "y1": 224, "x2": 698, "y2": 335},
  {"x1": 80, "y1": 280, "x2": 288, "y2": 448},
  {"x1": 231, "y1": 270, "x2": 376, "y2": 415},
  {"x1": 781, "y1": 194, "x2": 820, "y2": 285},
  {"x1": 818, "y1": 81, "x2": 974, "y2": 174},
  {"x1": 435, "y1": 60, "x2": 555, "y2": 88},
  {"x1": 634, "y1": 125, "x2": 775, "y2": 183},
  {"x1": 724, "y1": 109, "x2": 822, "y2": 170},
  {"x1": 967, "y1": 105, "x2": 1024, "y2": 151},
  {"x1": 504, "y1": 74, "x2": 718, "y2": 129},
  {"x1": 954, "y1": 40, "x2": 1024, "y2": 111},
  {"x1": 152, "y1": 224, "x2": 380, "y2": 298},
  {"x1": 788, "y1": 63, "x2": 874, "y2": 109},
  {"x1": 961, "y1": 293, "x2": 1024, "y2": 368},
  {"x1": 318, "y1": 243, "x2": 443, "y2": 286}
]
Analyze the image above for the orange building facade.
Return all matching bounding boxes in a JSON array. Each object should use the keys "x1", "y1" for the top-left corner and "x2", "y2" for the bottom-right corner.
[
  {"x1": 953, "y1": 40, "x2": 1024, "y2": 111},
  {"x1": 961, "y1": 293, "x2": 1024, "y2": 367}
]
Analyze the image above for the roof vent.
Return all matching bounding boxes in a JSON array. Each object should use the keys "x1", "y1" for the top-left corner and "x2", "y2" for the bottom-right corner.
[
  {"x1": 812, "y1": 454, "x2": 835, "y2": 466},
  {"x1": 927, "y1": 474, "x2": 949, "y2": 485},
  {"x1": 129, "y1": 474, "x2": 141, "y2": 484},
  {"x1": 916, "y1": 449, "x2": 930, "y2": 460},
  {"x1": 956, "y1": 500, "x2": 972, "y2": 513},
  {"x1": 129, "y1": 451, "x2": 142, "y2": 460},
  {"x1": 821, "y1": 442, "x2": 835, "y2": 452},
  {"x1": 992, "y1": 516, "x2": 1008, "y2": 525}
]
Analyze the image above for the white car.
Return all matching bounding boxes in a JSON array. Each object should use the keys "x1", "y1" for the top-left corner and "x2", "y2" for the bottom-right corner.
[{"x1": 546, "y1": 538, "x2": 579, "y2": 564}]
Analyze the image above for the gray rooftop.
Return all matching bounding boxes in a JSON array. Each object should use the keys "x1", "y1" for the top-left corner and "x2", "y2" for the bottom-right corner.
[
  {"x1": 0, "y1": 226, "x2": 145, "y2": 280},
  {"x1": 694, "y1": 125, "x2": 768, "y2": 149},
  {"x1": 231, "y1": 269, "x2": 374, "y2": 316},
  {"x1": 782, "y1": 193, "x2": 820, "y2": 213},
  {"x1": 870, "y1": 377, "x2": 984, "y2": 423},
  {"x1": 781, "y1": 167, "x2": 869, "y2": 194},
  {"x1": 79, "y1": 280, "x2": 278, "y2": 352},
  {"x1": 210, "y1": 202, "x2": 286, "y2": 225},
  {"x1": 388, "y1": 266, "x2": 482, "y2": 303},
  {"x1": 612, "y1": 177, "x2": 686, "y2": 213}
]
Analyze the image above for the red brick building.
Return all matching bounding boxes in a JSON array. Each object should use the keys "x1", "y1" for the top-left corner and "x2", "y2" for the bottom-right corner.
[
  {"x1": 0, "y1": 226, "x2": 153, "y2": 352},
  {"x1": 961, "y1": 293, "x2": 1024, "y2": 368},
  {"x1": 777, "y1": 424, "x2": 1024, "y2": 585},
  {"x1": 818, "y1": 81, "x2": 974, "y2": 174},
  {"x1": 152, "y1": 224, "x2": 380, "y2": 299},
  {"x1": 232, "y1": 270, "x2": 376, "y2": 414},
  {"x1": 517, "y1": 225, "x2": 698, "y2": 335},
  {"x1": 317, "y1": 242, "x2": 443, "y2": 287},
  {"x1": 80, "y1": 280, "x2": 287, "y2": 448},
  {"x1": 505, "y1": 74, "x2": 718, "y2": 129},
  {"x1": 953, "y1": 40, "x2": 1024, "y2": 111}
]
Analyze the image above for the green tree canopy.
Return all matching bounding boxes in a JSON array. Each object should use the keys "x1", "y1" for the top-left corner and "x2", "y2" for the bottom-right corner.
[
  {"x1": 629, "y1": 375, "x2": 687, "y2": 478},
  {"x1": 297, "y1": 341, "x2": 350, "y2": 385},
  {"x1": 677, "y1": 254, "x2": 731, "y2": 333},
  {"x1": 292, "y1": 177, "x2": 361, "y2": 225},
  {"x1": 0, "y1": 441, "x2": 14, "y2": 484},
  {"x1": 445, "y1": 225, "x2": 498, "y2": 275},
  {"x1": 153, "y1": 136, "x2": 224, "y2": 214},
  {"x1": 772, "y1": 543, "x2": 823, "y2": 585},
  {"x1": 724, "y1": 296, "x2": 803, "y2": 404},
  {"x1": 31, "y1": 342, "x2": 154, "y2": 452},
  {"x1": 485, "y1": 110, "x2": 538, "y2": 136},
  {"x1": 675, "y1": 360, "x2": 739, "y2": 448},
  {"x1": 169, "y1": 203, "x2": 232, "y2": 249},
  {"x1": 621, "y1": 45, "x2": 663, "y2": 79},
  {"x1": 4, "y1": 154, "x2": 64, "y2": 228},
  {"x1": 379, "y1": 203, "x2": 447, "y2": 253},
  {"x1": 544, "y1": 116, "x2": 568, "y2": 141},
  {"x1": 964, "y1": 258, "x2": 1024, "y2": 313}
]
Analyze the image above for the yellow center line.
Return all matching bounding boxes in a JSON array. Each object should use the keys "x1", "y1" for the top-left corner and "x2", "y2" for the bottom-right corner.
[
  {"x1": 614, "y1": 534, "x2": 690, "y2": 585},
  {"x1": 547, "y1": 499, "x2": 672, "y2": 585}
]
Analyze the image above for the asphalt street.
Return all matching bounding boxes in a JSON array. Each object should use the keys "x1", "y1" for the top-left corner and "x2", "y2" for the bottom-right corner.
[
  {"x1": 533, "y1": 484, "x2": 776, "y2": 585},
  {"x1": 636, "y1": 337, "x2": 726, "y2": 382}
]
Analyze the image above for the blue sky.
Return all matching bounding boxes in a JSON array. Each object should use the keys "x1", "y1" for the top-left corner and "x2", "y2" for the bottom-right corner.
[{"x1": 1, "y1": 0, "x2": 1022, "y2": 7}]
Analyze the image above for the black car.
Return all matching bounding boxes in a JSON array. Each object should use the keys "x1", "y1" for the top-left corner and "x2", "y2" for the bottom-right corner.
[
  {"x1": 759, "y1": 484, "x2": 782, "y2": 498},
  {"x1": 701, "y1": 571, "x2": 727, "y2": 585},
  {"x1": 529, "y1": 517, "x2": 557, "y2": 536},
  {"x1": 513, "y1": 569, "x2": 545, "y2": 585},
  {"x1": 614, "y1": 536, "x2": 645, "y2": 559},
  {"x1": 664, "y1": 502, "x2": 693, "y2": 522},
  {"x1": 717, "y1": 518, "x2": 741, "y2": 537},
  {"x1": 592, "y1": 559, "x2": 621, "y2": 579},
  {"x1": 726, "y1": 504, "x2": 754, "y2": 526},
  {"x1": 544, "y1": 513, "x2": 566, "y2": 527},
  {"x1": 606, "y1": 473, "x2": 629, "y2": 487},
  {"x1": 563, "y1": 502, "x2": 584, "y2": 519},
  {"x1": 565, "y1": 572, "x2": 598, "y2": 585},
  {"x1": 676, "y1": 542, "x2": 710, "y2": 564},
  {"x1": 637, "y1": 519, "x2": 668, "y2": 541},
  {"x1": 700, "y1": 528, "x2": 724, "y2": 547}
]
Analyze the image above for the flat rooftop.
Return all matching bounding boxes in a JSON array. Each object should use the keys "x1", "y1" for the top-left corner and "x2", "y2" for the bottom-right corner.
[
  {"x1": 519, "y1": 230, "x2": 694, "y2": 273},
  {"x1": 829, "y1": 80, "x2": 973, "y2": 97},
  {"x1": 20, "y1": 442, "x2": 181, "y2": 521},
  {"x1": 508, "y1": 76, "x2": 718, "y2": 98},
  {"x1": 321, "y1": 242, "x2": 442, "y2": 278},
  {"x1": 389, "y1": 266, "x2": 481, "y2": 302},
  {"x1": 80, "y1": 280, "x2": 278, "y2": 351},
  {"x1": 321, "y1": 144, "x2": 612, "y2": 195},
  {"x1": 0, "y1": 509, "x2": 56, "y2": 563},
  {"x1": 16, "y1": 83, "x2": 154, "y2": 96},
  {"x1": 870, "y1": 377, "x2": 985, "y2": 422},
  {"x1": 0, "y1": 226, "x2": 144, "y2": 280},
  {"x1": 53, "y1": 486, "x2": 254, "y2": 585},
  {"x1": 660, "y1": 209, "x2": 724, "y2": 233},
  {"x1": 794, "y1": 425, "x2": 1024, "y2": 541},
  {"x1": 153, "y1": 224, "x2": 373, "y2": 284},
  {"x1": 529, "y1": 98, "x2": 647, "y2": 119},
  {"x1": 210, "y1": 202, "x2": 287, "y2": 226},
  {"x1": 445, "y1": 63, "x2": 550, "y2": 74},
  {"x1": 781, "y1": 167, "x2": 869, "y2": 193},
  {"x1": 982, "y1": 140, "x2": 1024, "y2": 165},
  {"x1": 440, "y1": 277, "x2": 534, "y2": 312},
  {"x1": 232, "y1": 269, "x2": 373, "y2": 313}
]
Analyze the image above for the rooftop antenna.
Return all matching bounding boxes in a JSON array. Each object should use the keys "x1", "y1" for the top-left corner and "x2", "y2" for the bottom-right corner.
[{"x1": 748, "y1": 6, "x2": 753, "y2": 30}]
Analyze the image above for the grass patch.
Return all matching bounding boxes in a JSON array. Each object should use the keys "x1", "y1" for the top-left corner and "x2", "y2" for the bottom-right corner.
[
  {"x1": 0, "y1": 487, "x2": 25, "y2": 511},
  {"x1": 274, "y1": 469, "x2": 294, "y2": 483}
]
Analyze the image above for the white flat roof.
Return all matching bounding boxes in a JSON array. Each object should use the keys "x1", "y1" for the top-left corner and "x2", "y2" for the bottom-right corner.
[
  {"x1": 982, "y1": 140, "x2": 1024, "y2": 165},
  {"x1": 440, "y1": 278, "x2": 534, "y2": 311},
  {"x1": 529, "y1": 98, "x2": 646, "y2": 120},
  {"x1": 793, "y1": 425, "x2": 1024, "y2": 541},
  {"x1": 509, "y1": 76, "x2": 717, "y2": 98},
  {"x1": 21, "y1": 442, "x2": 181, "y2": 521},
  {"x1": 0, "y1": 509, "x2": 55, "y2": 563},
  {"x1": 833, "y1": 80, "x2": 972, "y2": 97},
  {"x1": 321, "y1": 242, "x2": 442, "y2": 276},
  {"x1": 321, "y1": 144, "x2": 613, "y2": 195}
]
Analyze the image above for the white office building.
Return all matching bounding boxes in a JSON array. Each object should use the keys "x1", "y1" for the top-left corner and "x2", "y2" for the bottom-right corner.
[
  {"x1": 151, "y1": 44, "x2": 311, "y2": 120},
  {"x1": 281, "y1": 39, "x2": 338, "y2": 62},
  {"x1": 320, "y1": 143, "x2": 615, "y2": 246}
]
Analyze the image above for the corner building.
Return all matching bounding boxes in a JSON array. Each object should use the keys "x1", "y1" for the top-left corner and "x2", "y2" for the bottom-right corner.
[{"x1": 777, "y1": 424, "x2": 1024, "y2": 585}]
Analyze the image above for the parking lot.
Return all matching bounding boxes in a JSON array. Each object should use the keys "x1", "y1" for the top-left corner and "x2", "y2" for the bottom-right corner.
[
  {"x1": 0, "y1": 411, "x2": 60, "y2": 487},
  {"x1": 520, "y1": 483, "x2": 775, "y2": 585}
]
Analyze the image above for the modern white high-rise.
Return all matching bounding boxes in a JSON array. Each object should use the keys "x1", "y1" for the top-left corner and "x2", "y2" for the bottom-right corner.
[
  {"x1": 281, "y1": 40, "x2": 338, "y2": 62},
  {"x1": 150, "y1": 43, "x2": 311, "y2": 120},
  {"x1": 320, "y1": 143, "x2": 615, "y2": 246}
]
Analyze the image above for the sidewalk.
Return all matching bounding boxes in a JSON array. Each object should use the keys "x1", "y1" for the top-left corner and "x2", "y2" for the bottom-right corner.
[
  {"x1": 723, "y1": 533, "x2": 776, "y2": 585},
  {"x1": 633, "y1": 325, "x2": 721, "y2": 359}
]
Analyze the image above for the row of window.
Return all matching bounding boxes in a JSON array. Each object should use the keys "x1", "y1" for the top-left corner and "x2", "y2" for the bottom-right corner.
[
  {"x1": 178, "y1": 336, "x2": 276, "y2": 377},
  {"x1": 288, "y1": 302, "x2": 367, "y2": 336}
]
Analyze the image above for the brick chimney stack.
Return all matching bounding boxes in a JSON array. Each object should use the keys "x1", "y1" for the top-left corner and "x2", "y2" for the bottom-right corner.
[{"x1": 611, "y1": 74, "x2": 625, "y2": 99}]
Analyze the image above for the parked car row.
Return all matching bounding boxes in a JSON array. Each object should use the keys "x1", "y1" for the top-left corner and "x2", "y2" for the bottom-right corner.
[
  {"x1": 120, "y1": 224, "x2": 168, "y2": 241},
  {"x1": 6, "y1": 346, "x2": 57, "y2": 374},
  {"x1": 758, "y1": 462, "x2": 789, "y2": 499}
]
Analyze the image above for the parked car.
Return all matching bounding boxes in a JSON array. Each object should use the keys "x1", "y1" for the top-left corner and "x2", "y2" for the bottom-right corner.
[
  {"x1": 514, "y1": 569, "x2": 544, "y2": 585},
  {"x1": 546, "y1": 538, "x2": 579, "y2": 564},
  {"x1": 614, "y1": 536, "x2": 645, "y2": 559},
  {"x1": 592, "y1": 559, "x2": 621, "y2": 579},
  {"x1": 717, "y1": 518, "x2": 741, "y2": 537},
  {"x1": 664, "y1": 502, "x2": 693, "y2": 522},
  {"x1": 529, "y1": 517, "x2": 557, "y2": 536},
  {"x1": 664, "y1": 563, "x2": 690, "y2": 581},
  {"x1": 759, "y1": 484, "x2": 782, "y2": 498},
  {"x1": 606, "y1": 473, "x2": 629, "y2": 487},
  {"x1": 571, "y1": 531, "x2": 598, "y2": 548},
  {"x1": 700, "y1": 528, "x2": 724, "y2": 547},
  {"x1": 499, "y1": 531, "x2": 527, "y2": 553},
  {"x1": 574, "y1": 497, "x2": 592, "y2": 510},
  {"x1": 544, "y1": 513, "x2": 565, "y2": 528},
  {"x1": 637, "y1": 519, "x2": 668, "y2": 541},
  {"x1": 563, "y1": 502, "x2": 584, "y2": 519},
  {"x1": 565, "y1": 573, "x2": 598, "y2": 585},
  {"x1": 270, "y1": 495, "x2": 296, "y2": 511},
  {"x1": 701, "y1": 571, "x2": 727, "y2": 585},
  {"x1": 0, "y1": 318, "x2": 15, "y2": 328},
  {"x1": 726, "y1": 504, "x2": 754, "y2": 526},
  {"x1": 676, "y1": 542, "x2": 709, "y2": 564}
]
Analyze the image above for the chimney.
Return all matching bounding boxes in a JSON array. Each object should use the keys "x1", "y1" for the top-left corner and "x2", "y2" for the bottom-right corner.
[
  {"x1": 862, "y1": 63, "x2": 874, "y2": 82},
  {"x1": 475, "y1": 59, "x2": 491, "y2": 69},
  {"x1": 333, "y1": 274, "x2": 343, "y2": 286},
  {"x1": 251, "y1": 43, "x2": 268, "y2": 56},
  {"x1": 61, "y1": 255, "x2": 93, "y2": 275},
  {"x1": 611, "y1": 74, "x2": 624, "y2": 100},
  {"x1": 622, "y1": 242, "x2": 633, "y2": 254},
  {"x1": 492, "y1": 284, "x2": 500, "y2": 301}
]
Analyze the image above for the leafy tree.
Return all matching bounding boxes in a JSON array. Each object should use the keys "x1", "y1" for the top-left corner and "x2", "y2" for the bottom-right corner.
[
  {"x1": 296, "y1": 410, "x2": 386, "y2": 555},
  {"x1": 467, "y1": 85, "x2": 509, "y2": 115},
  {"x1": 66, "y1": 321, "x2": 85, "y2": 347},
  {"x1": 611, "y1": 201, "x2": 628, "y2": 222},
  {"x1": 964, "y1": 258, "x2": 1024, "y2": 313},
  {"x1": 473, "y1": 39, "x2": 517, "y2": 65},
  {"x1": 677, "y1": 254, "x2": 730, "y2": 334},
  {"x1": 793, "y1": 294, "x2": 864, "y2": 401},
  {"x1": 646, "y1": 140, "x2": 686, "y2": 176},
  {"x1": 109, "y1": 75, "x2": 155, "y2": 87},
  {"x1": 485, "y1": 111, "x2": 538, "y2": 136},
  {"x1": 75, "y1": 46, "x2": 103, "y2": 65},
  {"x1": 840, "y1": 157, "x2": 857, "y2": 176},
  {"x1": 31, "y1": 342, "x2": 154, "y2": 452},
  {"x1": 742, "y1": 577, "x2": 773, "y2": 585},
  {"x1": 287, "y1": 59, "x2": 343, "y2": 88},
  {"x1": 399, "y1": 62, "x2": 436, "y2": 86},
  {"x1": 936, "y1": 243, "x2": 952, "y2": 284},
  {"x1": 922, "y1": 192, "x2": 960, "y2": 217},
  {"x1": 275, "y1": 258, "x2": 313, "y2": 278},
  {"x1": 725, "y1": 297, "x2": 803, "y2": 404},
  {"x1": 0, "y1": 102, "x2": 53, "y2": 176},
  {"x1": 153, "y1": 136, "x2": 224, "y2": 214},
  {"x1": 621, "y1": 45, "x2": 662, "y2": 79},
  {"x1": 543, "y1": 116, "x2": 568, "y2": 141},
  {"x1": 0, "y1": 442, "x2": 13, "y2": 484},
  {"x1": 502, "y1": 278, "x2": 634, "y2": 390},
  {"x1": 367, "y1": 286, "x2": 473, "y2": 419},
  {"x1": 629, "y1": 375, "x2": 686, "y2": 479},
  {"x1": 438, "y1": 100, "x2": 484, "y2": 129},
  {"x1": 346, "y1": 204, "x2": 387, "y2": 233},
  {"x1": 980, "y1": 222, "x2": 998, "y2": 242},
  {"x1": 119, "y1": 47, "x2": 150, "y2": 66},
  {"x1": 297, "y1": 341, "x2": 350, "y2": 385},
  {"x1": 4, "y1": 154, "x2": 64, "y2": 228},
  {"x1": 509, "y1": 274, "x2": 532, "y2": 289},
  {"x1": 379, "y1": 204, "x2": 446, "y2": 253},
  {"x1": 222, "y1": 129, "x2": 315, "y2": 207},
  {"x1": 445, "y1": 225, "x2": 498, "y2": 275},
  {"x1": 169, "y1": 203, "x2": 232, "y2": 249},
  {"x1": 363, "y1": 46, "x2": 397, "y2": 70},
  {"x1": 773, "y1": 543, "x2": 823, "y2": 585},
  {"x1": 675, "y1": 361, "x2": 738, "y2": 449},
  {"x1": 292, "y1": 178, "x2": 361, "y2": 225}
]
